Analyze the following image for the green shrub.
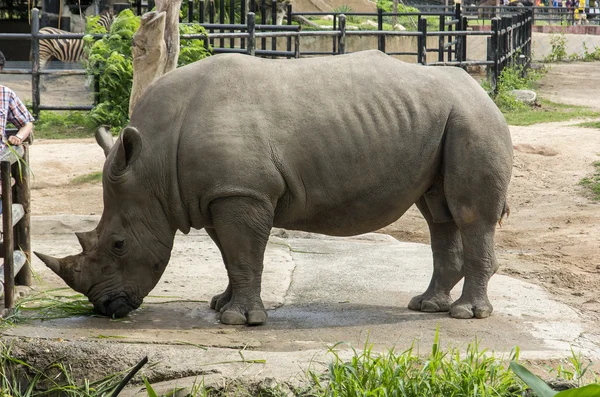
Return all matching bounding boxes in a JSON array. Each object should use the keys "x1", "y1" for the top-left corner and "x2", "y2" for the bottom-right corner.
[
  {"x1": 375, "y1": 1, "x2": 438, "y2": 30},
  {"x1": 544, "y1": 33, "x2": 568, "y2": 62},
  {"x1": 83, "y1": 9, "x2": 211, "y2": 132},
  {"x1": 34, "y1": 111, "x2": 96, "y2": 139},
  {"x1": 483, "y1": 62, "x2": 546, "y2": 112}
]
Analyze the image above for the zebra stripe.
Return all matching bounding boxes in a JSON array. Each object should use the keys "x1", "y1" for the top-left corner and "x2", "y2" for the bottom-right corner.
[{"x1": 38, "y1": 12, "x2": 114, "y2": 69}]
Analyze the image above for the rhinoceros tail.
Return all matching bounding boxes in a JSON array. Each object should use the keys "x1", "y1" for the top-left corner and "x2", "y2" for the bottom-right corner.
[{"x1": 498, "y1": 201, "x2": 510, "y2": 227}]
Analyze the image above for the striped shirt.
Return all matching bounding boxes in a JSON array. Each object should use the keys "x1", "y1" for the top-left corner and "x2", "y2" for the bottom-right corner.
[{"x1": 0, "y1": 85, "x2": 35, "y2": 149}]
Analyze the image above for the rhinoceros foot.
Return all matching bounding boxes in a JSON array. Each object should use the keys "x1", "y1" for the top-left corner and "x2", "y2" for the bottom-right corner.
[
  {"x1": 219, "y1": 302, "x2": 267, "y2": 326},
  {"x1": 450, "y1": 297, "x2": 493, "y2": 319},
  {"x1": 210, "y1": 286, "x2": 232, "y2": 311},
  {"x1": 407, "y1": 293, "x2": 452, "y2": 313}
]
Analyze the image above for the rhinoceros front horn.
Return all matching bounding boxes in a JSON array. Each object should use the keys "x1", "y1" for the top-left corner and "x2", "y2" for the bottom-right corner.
[
  {"x1": 34, "y1": 252, "x2": 83, "y2": 291},
  {"x1": 34, "y1": 251, "x2": 61, "y2": 274}
]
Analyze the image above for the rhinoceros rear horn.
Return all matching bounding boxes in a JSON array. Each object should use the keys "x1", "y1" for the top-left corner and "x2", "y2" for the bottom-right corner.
[
  {"x1": 75, "y1": 230, "x2": 97, "y2": 253},
  {"x1": 34, "y1": 252, "x2": 83, "y2": 290},
  {"x1": 112, "y1": 126, "x2": 142, "y2": 174}
]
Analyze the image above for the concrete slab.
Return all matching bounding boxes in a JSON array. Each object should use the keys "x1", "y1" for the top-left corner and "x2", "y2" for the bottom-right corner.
[{"x1": 2, "y1": 215, "x2": 597, "y2": 392}]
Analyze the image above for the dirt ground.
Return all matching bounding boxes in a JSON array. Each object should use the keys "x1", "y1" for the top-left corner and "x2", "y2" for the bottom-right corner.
[{"x1": 23, "y1": 62, "x2": 600, "y2": 330}]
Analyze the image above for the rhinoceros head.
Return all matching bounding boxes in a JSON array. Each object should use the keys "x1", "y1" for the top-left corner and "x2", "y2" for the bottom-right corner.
[{"x1": 36, "y1": 127, "x2": 175, "y2": 318}]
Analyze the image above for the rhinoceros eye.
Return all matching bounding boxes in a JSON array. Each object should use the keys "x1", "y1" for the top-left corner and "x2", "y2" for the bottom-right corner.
[{"x1": 109, "y1": 234, "x2": 127, "y2": 255}]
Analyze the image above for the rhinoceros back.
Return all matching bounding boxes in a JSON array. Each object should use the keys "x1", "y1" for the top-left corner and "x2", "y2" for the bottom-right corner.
[{"x1": 130, "y1": 51, "x2": 508, "y2": 236}]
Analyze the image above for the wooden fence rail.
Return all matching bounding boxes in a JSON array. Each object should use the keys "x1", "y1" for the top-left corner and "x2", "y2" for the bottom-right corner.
[{"x1": 0, "y1": 144, "x2": 31, "y2": 311}]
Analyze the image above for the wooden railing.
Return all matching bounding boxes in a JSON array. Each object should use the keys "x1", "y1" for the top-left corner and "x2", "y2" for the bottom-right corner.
[{"x1": 0, "y1": 143, "x2": 31, "y2": 311}]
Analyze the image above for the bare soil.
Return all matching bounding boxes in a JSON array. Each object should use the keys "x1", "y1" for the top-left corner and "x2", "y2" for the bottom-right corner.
[{"x1": 26, "y1": 62, "x2": 600, "y2": 327}]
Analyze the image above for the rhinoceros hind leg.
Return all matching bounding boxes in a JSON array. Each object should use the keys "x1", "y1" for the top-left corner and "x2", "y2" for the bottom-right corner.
[
  {"x1": 205, "y1": 228, "x2": 234, "y2": 311},
  {"x1": 408, "y1": 197, "x2": 463, "y2": 313},
  {"x1": 447, "y1": 215, "x2": 500, "y2": 319},
  {"x1": 209, "y1": 196, "x2": 274, "y2": 325}
]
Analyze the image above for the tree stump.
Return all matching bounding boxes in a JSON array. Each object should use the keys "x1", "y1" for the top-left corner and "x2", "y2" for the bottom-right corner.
[{"x1": 129, "y1": 0, "x2": 182, "y2": 116}]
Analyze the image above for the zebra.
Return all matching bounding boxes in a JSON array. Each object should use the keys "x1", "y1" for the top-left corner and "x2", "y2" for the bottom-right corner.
[{"x1": 37, "y1": 11, "x2": 114, "y2": 69}]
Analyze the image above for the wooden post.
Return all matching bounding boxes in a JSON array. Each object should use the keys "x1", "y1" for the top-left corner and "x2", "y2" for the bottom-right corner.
[
  {"x1": 14, "y1": 145, "x2": 31, "y2": 287},
  {"x1": 129, "y1": 0, "x2": 183, "y2": 116},
  {"x1": 2, "y1": 161, "x2": 14, "y2": 310},
  {"x1": 339, "y1": 14, "x2": 346, "y2": 54}
]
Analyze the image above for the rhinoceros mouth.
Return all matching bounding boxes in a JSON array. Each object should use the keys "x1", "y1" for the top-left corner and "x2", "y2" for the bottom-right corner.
[{"x1": 93, "y1": 295, "x2": 140, "y2": 318}]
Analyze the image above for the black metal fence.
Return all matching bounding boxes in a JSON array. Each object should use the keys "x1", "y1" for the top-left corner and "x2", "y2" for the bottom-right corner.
[{"x1": 0, "y1": 5, "x2": 532, "y2": 119}]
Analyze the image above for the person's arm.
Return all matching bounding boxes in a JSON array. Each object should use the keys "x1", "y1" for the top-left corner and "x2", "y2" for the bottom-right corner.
[
  {"x1": 6, "y1": 90, "x2": 35, "y2": 146},
  {"x1": 7, "y1": 121, "x2": 32, "y2": 146}
]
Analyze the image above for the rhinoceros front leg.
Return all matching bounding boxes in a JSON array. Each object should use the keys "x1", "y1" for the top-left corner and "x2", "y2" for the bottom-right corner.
[
  {"x1": 408, "y1": 197, "x2": 464, "y2": 313},
  {"x1": 208, "y1": 196, "x2": 274, "y2": 325}
]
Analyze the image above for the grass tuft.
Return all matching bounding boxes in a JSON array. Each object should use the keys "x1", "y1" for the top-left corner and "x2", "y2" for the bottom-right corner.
[
  {"x1": 576, "y1": 121, "x2": 600, "y2": 129},
  {"x1": 579, "y1": 161, "x2": 600, "y2": 201},
  {"x1": 71, "y1": 171, "x2": 103, "y2": 185},
  {"x1": 503, "y1": 99, "x2": 600, "y2": 126},
  {"x1": 310, "y1": 328, "x2": 527, "y2": 397},
  {"x1": 1, "y1": 288, "x2": 95, "y2": 328}
]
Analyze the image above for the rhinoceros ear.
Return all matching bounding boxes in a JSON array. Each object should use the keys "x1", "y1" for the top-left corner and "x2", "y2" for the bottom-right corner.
[{"x1": 113, "y1": 126, "x2": 142, "y2": 172}]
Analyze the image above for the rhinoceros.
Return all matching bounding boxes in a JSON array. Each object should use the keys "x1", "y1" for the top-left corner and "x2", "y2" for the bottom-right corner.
[{"x1": 36, "y1": 50, "x2": 513, "y2": 325}]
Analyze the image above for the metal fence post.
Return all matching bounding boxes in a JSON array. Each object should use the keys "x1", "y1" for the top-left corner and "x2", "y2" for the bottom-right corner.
[
  {"x1": 461, "y1": 16, "x2": 468, "y2": 62},
  {"x1": 377, "y1": 7, "x2": 384, "y2": 53},
  {"x1": 188, "y1": 0, "x2": 194, "y2": 21},
  {"x1": 247, "y1": 12, "x2": 256, "y2": 56},
  {"x1": 418, "y1": 17, "x2": 427, "y2": 64},
  {"x1": 333, "y1": 14, "x2": 337, "y2": 54},
  {"x1": 209, "y1": 0, "x2": 215, "y2": 47},
  {"x1": 490, "y1": 17, "x2": 500, "y2": 93},
  {"x1": 524, "y1": 10, "x2": 534, "y2": 69},
  {"x1": 199, "y1": 0, "x2": 205, "y2": 22},
  {"x1": 286, "y1": 3, "x2": 292, "y2": 57},
  {"x1": 339, "y1": 13, "x2": 346, "y2": 55},
  {"x1": 31, "y1": 8, "x2": 40, "y2": 120},
  {"x1": 438, "y1": 14, "x2": 444, "y2": 62}
]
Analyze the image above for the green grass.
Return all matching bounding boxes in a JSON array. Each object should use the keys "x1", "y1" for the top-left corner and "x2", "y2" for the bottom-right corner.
[
  {"x1": 579, "y1": 160, "x2": 600, "y2": 201},
  {"x1": 311, "y1": 331, "x2": 526, "y2": 396},
  {"x1": 71, "y1": 171, "x2": 103, "y2": 185},
  {"x1": 0, "y1": 341, "x2": 147, "y2": 397},
  {"x1": 503, "y1": 99, "x2": 600, "y2": 126},
  {"x1": 34, "y1": 111, "x2": 97, "y2": 139},
  {"x1": 577, "y1": 121, "x2": 600, "y2": 129},
  {"x1": 1, "y1": 288, "x2": 95, "y2": 328},
  {"x1": 1, "y1": 326, "x2": 598, "y2": 396}
]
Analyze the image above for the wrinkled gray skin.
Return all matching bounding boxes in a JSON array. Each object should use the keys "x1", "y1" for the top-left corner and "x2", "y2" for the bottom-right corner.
[{"x1": 36, "y1": 50, "x2": 513, "y2": 325}]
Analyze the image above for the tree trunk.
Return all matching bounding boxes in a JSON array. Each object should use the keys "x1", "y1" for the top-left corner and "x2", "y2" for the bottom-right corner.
[{"x1": 129, "y1": 0, "x2": 182, "y2": 116}]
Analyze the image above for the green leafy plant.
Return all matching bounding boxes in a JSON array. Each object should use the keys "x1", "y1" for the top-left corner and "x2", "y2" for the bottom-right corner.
[
  {"x1": 510, "y1": 361, "x2": 600, "y2": 396},
  {"x1": 83, "y1": 10, "x2": 211, "y2": 132},
  {"x1": 483, "y1": 62, "x2": 547, "y2": 112},
  {"x1": 544, "y1": 33, "x2": 568, "y2": 62},
  {"x1": 332, "y1": 5, "x2": 360, "y2": 23}
]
